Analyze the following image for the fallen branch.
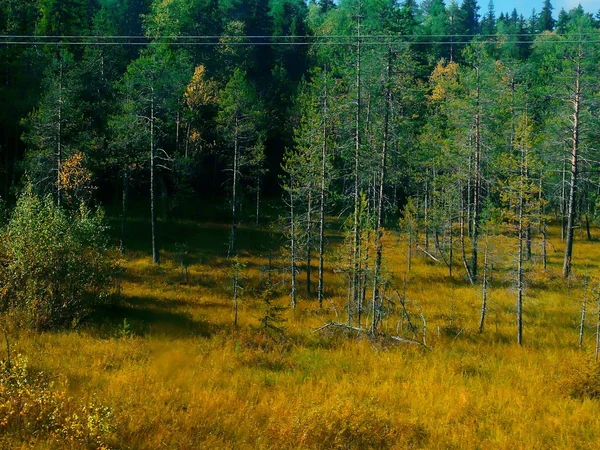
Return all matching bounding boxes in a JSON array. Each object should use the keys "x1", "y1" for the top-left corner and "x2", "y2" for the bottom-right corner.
[
  {"x1": 417, "y1": 245, "x2": 440, "y2": 263},
  {"x1": 389, "y1": 335, "x2": 431, "y2": 351},
  {"x1": 312, "y1": 321, "x2": 431, "y2": 351},
  {"x1": 311, "y1": 321, "x2": 365, "y2": 334}
]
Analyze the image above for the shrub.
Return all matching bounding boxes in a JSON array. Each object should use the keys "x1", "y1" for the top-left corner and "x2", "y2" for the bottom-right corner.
[
  {"x1": 0, "y1": 188, "x2": 115, "y2": 329},
  {"x1": 0, "y1": 354, "x2": 115, "y2": 448}
]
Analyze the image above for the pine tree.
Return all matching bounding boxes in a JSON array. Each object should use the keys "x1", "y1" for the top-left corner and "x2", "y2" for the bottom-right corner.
[
  {"x1": 22, "y1": 49, "x2": 89, "y2": 207},
  {"x1": 460, "y1": 0, "x2": 480, "y2": 35},
  {"x1": 480, "y1": 0, "x2": 495, "y2": 35},
  {"x1": 538, "y1": 0, "x2": 555, "y2": 32}
]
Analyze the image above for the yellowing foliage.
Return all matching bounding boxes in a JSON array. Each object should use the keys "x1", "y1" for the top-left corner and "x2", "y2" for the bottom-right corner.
[
  {"x1": 184, "y1": 65, "x2": 218, "y2": 110},
  {"x1": 59, "y1": 152, "x2": 93, "y2": 203},
  {"x1": 429, "y1": 60, "x2": 460, "y2": 102}
]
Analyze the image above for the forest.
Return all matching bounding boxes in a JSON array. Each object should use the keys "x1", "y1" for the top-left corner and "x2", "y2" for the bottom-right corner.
[{"x1": 2, "y1": 0, "x2": 600, "y2": 448}]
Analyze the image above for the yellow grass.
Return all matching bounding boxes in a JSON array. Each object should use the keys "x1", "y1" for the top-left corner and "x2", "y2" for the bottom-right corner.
[{"x1": 3, "y1": 221, "x2": 600, "y2": 449}]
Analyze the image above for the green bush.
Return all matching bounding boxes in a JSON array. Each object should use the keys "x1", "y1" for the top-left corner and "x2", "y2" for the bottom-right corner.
[{"x1": 0, "y1": 188, "x2": 115, "y2": 329}]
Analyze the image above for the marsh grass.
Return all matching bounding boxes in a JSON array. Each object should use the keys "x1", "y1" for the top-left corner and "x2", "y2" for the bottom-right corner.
[{"x1": 2, "y1": 215, "x2": 600, "y2": 449}]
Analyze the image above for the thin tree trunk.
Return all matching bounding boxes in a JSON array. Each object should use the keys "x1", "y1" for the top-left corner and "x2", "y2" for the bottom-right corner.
[
  {"x1": 185, "y1": 123, "x2": 190, "y2": 159},
  {"x1": 563, "y1": 48, "x2": 582, "y2": 279},
  {"x1": 306, "y1": 190, "x2": 312, "y2": 296},
  {"x1": 586, "y1": 214, "x2": 592, "y2": 241},
  {"x1": 318, "y1": 69, "x2": 328, "y2": 308},
  {"x1": 516, "y1": 128, "x2": 526, "y2": 346},
  {"x1": 290, "y1": 186, "x2": 297, "y2": 310},
  {"x1": 351, "y1": 6, "x2": 362, "y2": 325},
  {"x1": 424, "y1": 180, "x2": 430, "y2": 251},
  {"x1": 479, "y1": 234, "x2": 489, "y2": 333},
  {"x1": 471, "y1": 67, "x2": 482, "y2": 281},
  {"x1": 460, "y1": 185, "x2": 475, "y2": 285},
  {"x1": 150, "y1": 87, "x2": 159, "y2": 264},
  {"x1": 231, "y1": 116, "x2": 239, "y2": 256},
  {"x1": 371, "y1": 48, "x2": 391, "y2": 334},
  {"x1": 579, "y1": 277, "x2": 588, "y2": 348},
  {"x1": 561, "y1": 157, "x2": 567, "y2": 240},
  {"x1": 57, "y1": 59, "x2": 63, "y2": 207},
  {"x1": 540, "y1": 177, "x2": 547, "y2": 271},
  {"x1": 121, "y1": 166, "x2": 129, "y2": 253}
]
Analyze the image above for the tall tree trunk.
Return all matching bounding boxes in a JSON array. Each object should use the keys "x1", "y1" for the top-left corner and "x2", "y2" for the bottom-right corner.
[
  {"x1": 563, "y1": 48, "x2": 582, "y2": 279},
  {"x1": 351, "y1": 6, "x2": 362, "y2": 325},
  {"x1": 290, "y1": 186, "x2": 297, "y2": 310},
  {"x1": 561, "y1": 157, "x2": 567, "y2": 240},
  {"x1": 56, "y1": 59, "x2": 63, "y2": 207},
  {"x1": 579, "y1": 277, "x2": 588, "y2": 348},
  {"x1": 231, "y1": 116, "x2": 239, "y2": 256},
  {"x1": 460, "y1": 183, "x2": 474, "y2": 285},
  {"x1": 539, "y1": 177, "x2": 547, "y2": 271},
  {"x1": 516, "y1": 128, "x2": 526, "y2": 346},
  {"x1": 318, "y1": 69, "x2": 328, "y2": 308},
  {"x1": 121, "y1": 165, "x2": 129, "y2": 253},
  {"x1": 471, "y1": 67, "x2": 482, "y2": 281},
  {"x1": 150, "y1": 87, "x2": 159, "y2": 264},
  {"x1": 371, "y1": 48, "x2": 391, "y2": 334},
  {"x1": 306, "y1": 190, "x2": 312, "y2": 296},
  {"x1": 479, "y1": 234, "x2": 489, "y2": 333},
  {"x1": 424, "y1": 180, "x2": 430, "y2": 251}
]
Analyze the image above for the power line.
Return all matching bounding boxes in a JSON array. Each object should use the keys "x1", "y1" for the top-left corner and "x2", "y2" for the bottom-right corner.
[
  {"x1": 0, "y1": 40, "x2": 598, "y2": 46},
  {"x1": 0, "y1": 32, "x2": 598, "y2": 39}
]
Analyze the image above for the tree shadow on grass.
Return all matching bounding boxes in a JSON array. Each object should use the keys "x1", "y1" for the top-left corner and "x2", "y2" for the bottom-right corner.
[
  {"x1": 84, "y1": 296, "x2": 219, "y2": 339},
  {"x1": 109, "y1": 216, "x2": 287, "y2": 264}
]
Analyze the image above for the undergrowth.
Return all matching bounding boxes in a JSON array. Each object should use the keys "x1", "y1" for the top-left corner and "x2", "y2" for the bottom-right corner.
[{"x1": 0, "y1": 355, "x2": 115, "y2": 449}]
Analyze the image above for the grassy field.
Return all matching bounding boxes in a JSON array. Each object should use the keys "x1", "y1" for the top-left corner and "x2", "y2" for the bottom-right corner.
[{"x1": 3, "y1": 210, "x2": 600, "y2": 449}]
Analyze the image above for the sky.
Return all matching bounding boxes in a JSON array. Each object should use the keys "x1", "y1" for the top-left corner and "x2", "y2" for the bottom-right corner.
[{"x1": 491, "y1": 0, "x2": 599, "y2": 17}]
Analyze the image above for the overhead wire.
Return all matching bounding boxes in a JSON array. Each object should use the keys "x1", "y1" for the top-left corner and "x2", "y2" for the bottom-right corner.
[{"x1": 0, "y1": 32, "x2": 598, "y2": 46}]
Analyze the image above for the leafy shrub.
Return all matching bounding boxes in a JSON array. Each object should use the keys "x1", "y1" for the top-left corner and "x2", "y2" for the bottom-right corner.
[
  {"x1": 0, "y1": 188, "x2": 115, "y2": 329},
  {"x1": 0, "y1": 354, "x2": 115, "y2": 449}
]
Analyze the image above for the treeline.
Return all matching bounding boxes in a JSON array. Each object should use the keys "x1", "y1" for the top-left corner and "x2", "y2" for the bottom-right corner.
[{"x1": 1, "y1": 0, "x2": 600, "y2": 340}]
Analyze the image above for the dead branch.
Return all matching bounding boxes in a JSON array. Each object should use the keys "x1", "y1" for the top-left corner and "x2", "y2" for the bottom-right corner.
[
  {"x1": 312, "y1": 321, "x2": 431, "y2": 351},
  {"x1": 417, "y1": 245, "x2": 440, "y2": 263}
]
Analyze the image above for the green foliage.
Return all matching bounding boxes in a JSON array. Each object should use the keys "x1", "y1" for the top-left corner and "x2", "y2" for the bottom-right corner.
[
  {"x1": 259, "y1": 293, "x2": 286, "y2": 338},
  {"x1": 0, "y1": 188, "x2": 115, "y2": 330},
  {"x1": 119, "y1": 318, "x2": 132, "y2": 339}
]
